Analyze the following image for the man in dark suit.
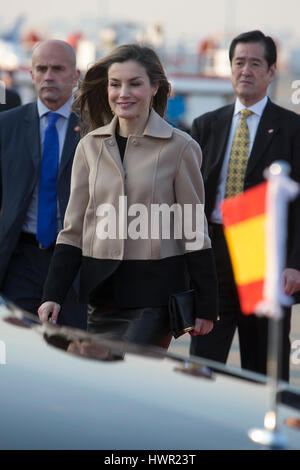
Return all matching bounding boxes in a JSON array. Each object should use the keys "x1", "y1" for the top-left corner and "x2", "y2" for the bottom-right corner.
[
  {"x1": 190, "y1": 30, "x2": 300, "y2": 380},
  {"x1": 0, "y1": 39, "x2": 87, "y2": 329}
]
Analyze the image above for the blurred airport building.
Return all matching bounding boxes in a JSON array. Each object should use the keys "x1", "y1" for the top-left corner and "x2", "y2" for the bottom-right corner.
[{"x1": 1, "y1": 15, "x2": 300, "y2": 129}]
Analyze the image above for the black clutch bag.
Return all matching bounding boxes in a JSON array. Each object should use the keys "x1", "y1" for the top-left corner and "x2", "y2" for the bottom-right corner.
[{"x1": 168, "y1": 290, "x2": 195, "y2": 339}]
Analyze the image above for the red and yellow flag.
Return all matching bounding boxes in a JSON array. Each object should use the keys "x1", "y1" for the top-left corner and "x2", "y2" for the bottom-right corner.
[{"x1": 221, "y1": 182, "x2": 267, "y2": 314}]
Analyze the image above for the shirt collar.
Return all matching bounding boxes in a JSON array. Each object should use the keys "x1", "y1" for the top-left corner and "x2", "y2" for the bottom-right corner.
[
  {"x1": 234, "y1": 96, "x2": 268, "y2": 117},
  {"x1": 37, "y1": 96, "x2": 74, "y2": 119}
]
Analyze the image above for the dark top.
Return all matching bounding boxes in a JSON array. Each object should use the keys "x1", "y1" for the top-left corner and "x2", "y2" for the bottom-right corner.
[{"x1": 115, "y1": 132, "x2": 127, "y2": 161}]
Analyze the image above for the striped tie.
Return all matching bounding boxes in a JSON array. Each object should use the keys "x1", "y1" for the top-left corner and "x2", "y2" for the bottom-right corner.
[{"x1": 225, "y1": 109, "x2": 252, "y2": 198}]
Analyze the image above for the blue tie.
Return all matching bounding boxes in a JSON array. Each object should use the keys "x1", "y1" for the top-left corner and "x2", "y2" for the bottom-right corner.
[{"x1": 37, "y1": 112, "x2": 60, "y2": 248}]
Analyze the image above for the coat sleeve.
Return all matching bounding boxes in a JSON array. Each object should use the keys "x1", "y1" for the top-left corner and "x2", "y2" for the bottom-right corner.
[
  {"x1": 190, "y1": 117, "x2": 201, "y2": 142},
  {"x1": 42, "y1": 139, "x2": 90, "y2": 304},
  {"x1": 191, "y1": 116, "x2": 205, "y2": 148},
  {"x1": 57, "y1": 139, "x2": 90, "y2": 248},
  {"x1": 174, "y1": 138, "x2": 219, "y2": 321}
]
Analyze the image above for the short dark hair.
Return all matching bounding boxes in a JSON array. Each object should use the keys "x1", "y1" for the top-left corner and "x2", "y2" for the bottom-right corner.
[{"x1": 229, "y1": 30, "x2": 277, "y2": 68}]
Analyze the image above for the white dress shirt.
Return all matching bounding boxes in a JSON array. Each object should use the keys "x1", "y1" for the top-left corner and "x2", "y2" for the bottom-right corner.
[
  {"x1": 210, "y1": 96, "x2": 268, "y2": 224},
  {"x1": 22, "y1": 97, "x2": 73, "y2": 234}
]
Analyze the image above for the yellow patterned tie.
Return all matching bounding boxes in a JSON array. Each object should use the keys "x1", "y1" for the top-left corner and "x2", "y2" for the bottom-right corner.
[{"x1": 225, "y1": 109, "x2": 253, "y2": 198}]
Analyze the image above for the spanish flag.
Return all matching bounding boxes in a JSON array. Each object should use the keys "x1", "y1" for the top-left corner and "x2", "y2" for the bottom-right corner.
[{"x1": 221, "y1": 182, "x2": 267, "y2": 314}]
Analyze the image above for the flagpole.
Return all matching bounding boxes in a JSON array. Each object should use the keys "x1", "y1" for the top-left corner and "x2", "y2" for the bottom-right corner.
[{"x1": 248, "y1": 161, "x2": 299, "y2": 449}]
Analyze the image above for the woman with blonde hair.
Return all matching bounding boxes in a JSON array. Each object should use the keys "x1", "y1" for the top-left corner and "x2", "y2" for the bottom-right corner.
[{"x1": 38, "y1": 43, "x2": 218, "y2": 349}]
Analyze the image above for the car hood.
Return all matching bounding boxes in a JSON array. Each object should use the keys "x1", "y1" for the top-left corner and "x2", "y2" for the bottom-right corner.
[{"x1": 0, "y1": 296, "x2": 299, "y2": 450}]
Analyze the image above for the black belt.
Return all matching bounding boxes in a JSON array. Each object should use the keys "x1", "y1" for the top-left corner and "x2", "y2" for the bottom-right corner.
[{"x1": 19, "y1": 232, "x2": 56, "y2": 250}]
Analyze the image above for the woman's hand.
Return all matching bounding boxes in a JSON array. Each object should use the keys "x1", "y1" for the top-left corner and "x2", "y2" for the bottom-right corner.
[
  {"x1": 190, "y1": 318, "x2": 214, "y2": 336},
  {"x1": 38, "y1": 301, "x2": 61, "y2": 324},
  {"x1": 283, "y1": 268, "x2": 300, "y2": 295}
]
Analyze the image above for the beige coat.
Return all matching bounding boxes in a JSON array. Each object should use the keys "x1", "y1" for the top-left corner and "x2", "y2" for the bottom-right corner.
[{"x1": 57, "y1": 109, "x2": 211, "y2": 261}]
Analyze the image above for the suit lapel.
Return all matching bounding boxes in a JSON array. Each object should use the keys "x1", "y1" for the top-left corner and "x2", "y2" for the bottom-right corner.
[
  {"x1": 58, "y1": 112, "x2": 81, "y2": 178},
  {"x1": 24, "y1": 102, "x2": 41, "y2": 172},
  {"x1": 206, "y1": 105, "x2": 234, "y2": 175},
  {"x1": 24, "y1": 106, "x2": 81, "y2": 178},
  {"x1": 246, "y1": 100, "x2": 280, "y2": 177}
]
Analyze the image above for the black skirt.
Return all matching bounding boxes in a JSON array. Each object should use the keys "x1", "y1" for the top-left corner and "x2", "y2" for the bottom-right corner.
[{"x1": 87, "y1": 303, "x2": 172, "y2": 350}]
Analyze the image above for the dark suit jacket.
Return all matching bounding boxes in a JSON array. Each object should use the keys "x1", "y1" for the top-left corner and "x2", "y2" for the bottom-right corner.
[
  {"x1": 0, "y1": 88, "x2": 21, "y2": 112},
  {"x1": 191, "y1": 99, "x2": 300, "y2": 271},
  {"x1": 0, "y1": 101, "x2": 80, "y2": 286}
]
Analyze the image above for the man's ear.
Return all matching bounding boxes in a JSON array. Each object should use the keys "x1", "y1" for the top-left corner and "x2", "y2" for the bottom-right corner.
[
  {"x1": 269, "y1": 63, "x2": 276, "y2": 83},
  {"x1": 73, "y1": 68, "x2": 81, "y2": 86}
]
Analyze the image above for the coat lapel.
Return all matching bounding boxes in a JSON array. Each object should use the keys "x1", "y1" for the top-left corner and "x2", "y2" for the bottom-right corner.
[
  {"x1": 91, "y1": 115, "x2": 124, "y2": 178},
  {"x1": 89, "y1": 110, "x2": 174, "y2": 180},
  {"x1": 104, "y1": 135, "x2": 125, "y2": 178},
  {"x1": 246, "y1": 100, "x2": 280, "y2": 177}
]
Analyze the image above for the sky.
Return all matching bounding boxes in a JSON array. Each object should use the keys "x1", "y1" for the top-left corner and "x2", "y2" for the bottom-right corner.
[{"x1": 1, "y1": 0, "x2": 300, "y2": 45}]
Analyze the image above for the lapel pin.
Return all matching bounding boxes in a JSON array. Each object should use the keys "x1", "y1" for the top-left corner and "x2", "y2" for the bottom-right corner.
[
  {"x1": 268, "y1": 129, "x2": 274, "y2": 134},
  {"x1": 74, "y1": 126, "x2": 80, "y2": 132}
]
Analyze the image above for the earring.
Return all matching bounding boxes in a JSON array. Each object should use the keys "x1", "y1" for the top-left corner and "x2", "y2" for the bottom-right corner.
[{"x1": 149, "y1": 95, "x2": 154, "y2": 110}]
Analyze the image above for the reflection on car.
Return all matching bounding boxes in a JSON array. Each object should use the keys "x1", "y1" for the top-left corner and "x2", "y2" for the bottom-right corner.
[{"x1": 0, "y1": 294, "x2": 299, "y2": 450}]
